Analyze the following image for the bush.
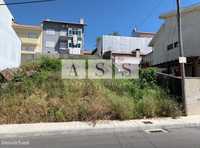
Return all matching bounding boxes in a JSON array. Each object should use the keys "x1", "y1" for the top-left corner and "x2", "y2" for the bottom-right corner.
[
  {"x1": 139, "y1": 68, "x2": 158, "y2": 87},
  {"x1": 0, "y1": 74, "x2": 5, "y2": 83},
  {"x1": 39, "y1": 56, "x2": 61, "y2": 72},
  {"x1": 135, "y1": 88, "x2": 182, "y2": 118},
  {"x1": 108, "y1": 94, "x2": 136, "y2": 120}
]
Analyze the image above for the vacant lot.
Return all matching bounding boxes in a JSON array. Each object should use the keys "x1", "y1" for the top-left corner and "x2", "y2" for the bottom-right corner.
[{"x1": 0, "y1": 57, "x2": 182, "y2": 124}]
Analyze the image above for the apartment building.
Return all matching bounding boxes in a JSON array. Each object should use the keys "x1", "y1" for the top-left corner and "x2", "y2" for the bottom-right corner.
[
  {"x1": 42, "y1": 19, "x2": 85, "y2": 55},
  {"x1": 13, "y1": 23, "x2": 42, "y2": 62},
  {"x1": 0, "y1": 0, "x2": 21, "y2": 70},
  {"x1": 149, "y1": 3, "x2": 200, "y2": 76}
]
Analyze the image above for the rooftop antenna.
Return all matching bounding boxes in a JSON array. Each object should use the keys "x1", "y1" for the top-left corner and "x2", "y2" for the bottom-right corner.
[{"x1": 132, "y1": 26, "x2": 138, "y2": 37}]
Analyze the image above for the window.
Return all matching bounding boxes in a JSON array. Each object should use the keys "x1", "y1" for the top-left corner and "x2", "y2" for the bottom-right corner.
[
  {"x1": 77, "y1": 29, "x2": 82, "y2": 36},
  {"x1": 167, "y1": 41, "x2": 179, "y2": 51},
  {"x1": 77, "y1": 43, "x2": 81, "y2": 48},
  {"x1": 68, "y1": 28, "x2": 72, "y2": 36},
  {"x1": 60, "y1": 30, "x2": 67, "y2": 36},
  {"x1": 167, "y1": 43, "x2": 174, "y2": 50},
  {"x1": 68, "y1": 28, "x2": 82, "y2": 36},
  {"x1": 27, "y1": 32, "x2": 38, "y2": 38},
  {"x1": 68, "y1": 43, "x2": 73, "y2": 48},
  {"x1": 46, "y1": 41, "x2": 55, "y2": 48},
  {"x1": 72, "y1": 30, "x2": 76, "y2": 35},
  {"x1": 174, "y1": 42, "x2": 179, "y2": 48},
  {"x1": 46, "y1": 29, "x2": 55, "y2": 35}
]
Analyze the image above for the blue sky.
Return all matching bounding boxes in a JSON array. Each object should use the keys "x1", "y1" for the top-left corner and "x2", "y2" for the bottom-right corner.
[{"x1": 6, "y1": 0, "x2": 200, "y2": 50}]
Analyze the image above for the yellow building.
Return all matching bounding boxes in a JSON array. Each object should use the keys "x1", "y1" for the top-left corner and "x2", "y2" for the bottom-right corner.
[{"x1": 12, "y1": 23, "x2": 42, "y2": 62}]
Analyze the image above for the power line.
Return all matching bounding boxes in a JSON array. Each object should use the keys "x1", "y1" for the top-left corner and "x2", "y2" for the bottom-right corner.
[
  {"x1": 0, "y1": 0, "x2": 56, "y2": 6},
  {"x1": 136, "y1": 0, "x2": 163, "y2": 29}
]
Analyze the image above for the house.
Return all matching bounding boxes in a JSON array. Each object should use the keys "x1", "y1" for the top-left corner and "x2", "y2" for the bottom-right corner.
[
  {"x1": 12, "y1": 23, "x2": 42, "y2": 63},
  {"x1": 96, "y1": 35, "x2": 153, "y2": 65},
  {"x1": 42, "y1": 18, "x2": 86, "y2": 55},
  {"x1": 0, "y1": 0, "x2": 21, "y2": 70},
  {"x1": 149, "y1": 3, "x2": 200, "y2": 76}
]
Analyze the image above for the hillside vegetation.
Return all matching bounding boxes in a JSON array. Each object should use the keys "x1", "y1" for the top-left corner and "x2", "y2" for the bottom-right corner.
[{"x1": 0, "y1": 57, "x2": 182, "y2": 124}]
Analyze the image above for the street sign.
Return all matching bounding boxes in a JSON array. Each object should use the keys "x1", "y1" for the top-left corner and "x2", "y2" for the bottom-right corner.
[{"x1": 179, "y1": 57, "x2": 187, "y2": 64}]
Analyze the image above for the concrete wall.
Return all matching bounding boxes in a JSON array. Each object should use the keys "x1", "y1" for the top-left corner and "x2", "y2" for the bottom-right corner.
[
  {"x1": 97, "y1": 35, "x2": 152, "y2": 56},
  {"x1": 152, "y1": 10, "x2": 200, "y2": 65},
  {"x1": 0, "y1": 0, "x2": 21, "y2": 70},
  {"x1": 185, "y1": 78, "x2": 200, "y2": 115}
]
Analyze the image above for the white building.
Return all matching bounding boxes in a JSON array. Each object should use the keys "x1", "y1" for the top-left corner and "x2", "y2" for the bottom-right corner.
[
  {"x1": 96, "y1": 35, "x2": 153, "y2": 66},
  {"x1": 0, "y1": 0, "x2": 21, "y2": 71},
  {"x1": 97, "y1": 35, "x2": 153, "y2": 57},
  {"x1": 149, "y1": 3, "x2": 200, "y2": 76}
]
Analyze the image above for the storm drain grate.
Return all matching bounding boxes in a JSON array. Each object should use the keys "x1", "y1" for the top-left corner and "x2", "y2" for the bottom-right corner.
[
  {"x1": 144, "y1": 129, "x2": 168, "y2": 134},
  {"x1": 142, "y1": 121, "x2": 153, "y2": 124}
]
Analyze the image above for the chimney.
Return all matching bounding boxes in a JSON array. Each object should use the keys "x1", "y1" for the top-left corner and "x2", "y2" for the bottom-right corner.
[
  {"x1": 80, "y1": 18, "x2": 84, "y2": 25},
  {"x1": 135, "y1": 49, "x2": 141, "y2": 58}
]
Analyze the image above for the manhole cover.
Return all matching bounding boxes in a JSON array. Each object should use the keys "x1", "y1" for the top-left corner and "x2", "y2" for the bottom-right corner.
[{"x1": 144, "y1": 129, "x2": 168, "y2": 134}]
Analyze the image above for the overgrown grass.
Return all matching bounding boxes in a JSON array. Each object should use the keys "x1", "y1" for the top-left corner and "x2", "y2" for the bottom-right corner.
[{"x1": 0, "y1": 57, "x2": 182, "y2": 124}]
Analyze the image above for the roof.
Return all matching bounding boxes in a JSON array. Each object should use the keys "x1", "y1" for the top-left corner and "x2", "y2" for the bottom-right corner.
[
  {"x1": 12, "y1": 23, "x2": 41, "y2": 31},
  {"x1": 134, "y1": 31, "x2": 156, "y2": 37},
  {"x1": 160, "y1": 3, "x2": 200, "y2": 19},
  {"x1": 150, "y1": 3, "x2": 200, "y2": 46},
  {"x1": 43, "y1": 19, "x2": 87, "y2": 26}
]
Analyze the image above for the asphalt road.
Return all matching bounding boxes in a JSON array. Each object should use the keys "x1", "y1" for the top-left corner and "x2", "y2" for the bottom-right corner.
[{"x1": 1, "y1": 127, "x2": 200, "y2": 148}]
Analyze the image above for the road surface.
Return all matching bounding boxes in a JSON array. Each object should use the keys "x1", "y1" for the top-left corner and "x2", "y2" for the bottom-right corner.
[{"x1": 1, "y1": 127, "x2": 200, "y2": 148}]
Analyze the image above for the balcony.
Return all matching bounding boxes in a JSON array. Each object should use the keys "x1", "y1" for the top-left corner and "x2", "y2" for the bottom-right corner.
[
  {"x1": 21, "y1": 37, "x2": 39, "y2": 45},
  {"x1": 21, "y1": 46, "x2": 36, "y2": 54}
]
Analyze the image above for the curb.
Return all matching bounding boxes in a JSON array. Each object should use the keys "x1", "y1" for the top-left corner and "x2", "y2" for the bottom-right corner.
[{"x1": 0, "y1": 116, "x2": 200, "y2": 138}]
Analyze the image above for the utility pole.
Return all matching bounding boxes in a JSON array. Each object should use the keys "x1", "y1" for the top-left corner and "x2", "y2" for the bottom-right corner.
[{"x1": 176, "y1": 0, "x2": 187, "y2": 114}]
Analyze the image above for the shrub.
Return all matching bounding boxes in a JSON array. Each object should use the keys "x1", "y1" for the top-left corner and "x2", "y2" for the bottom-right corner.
[
  {"x1": 108, "y1": 94, "x2": 136, "y2": 120},
  {"x1": 135, "y1": 87, "x2": 182, "y2": 118},
  {"x1": 39, "y1": 56, "x2": 61, "y2": 72},
  {"x1": 0, "y1": 74, "x2": 5, "y2": 83},
  {"x1": 139, "y1": 68, "x2": 158, "y2": 87}
]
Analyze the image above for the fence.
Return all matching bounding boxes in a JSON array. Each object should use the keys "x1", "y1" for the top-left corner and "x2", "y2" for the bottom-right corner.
[
  {"x1": 156, "y1": 72, "x2": 200, "y2": 115},
  {"x1": 156, "y1": 72, "x2": 182, "y2": 98}
]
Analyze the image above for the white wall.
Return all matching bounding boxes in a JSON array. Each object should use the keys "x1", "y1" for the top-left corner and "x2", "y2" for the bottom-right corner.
[
  {"x1": 97, "y1": 35, "x2": 152, "y2": 56},
  {"x1": 185, "y1": 78, "x2": 200, "y2": 115},
  {"x1": 152, "y1": 10, "x2": 200, "y2": 65},
  {"x1": 114, "y1": 56, "x2": 141, "y2": 65},
  {"x1": 0, "y1": 0, "x2": 21, "y2": 70}
]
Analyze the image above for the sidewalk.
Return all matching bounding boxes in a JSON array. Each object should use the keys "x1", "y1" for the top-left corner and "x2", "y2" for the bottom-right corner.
[{"x1": 0, "y1": 115, "x2": 200, "y2": 137}]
